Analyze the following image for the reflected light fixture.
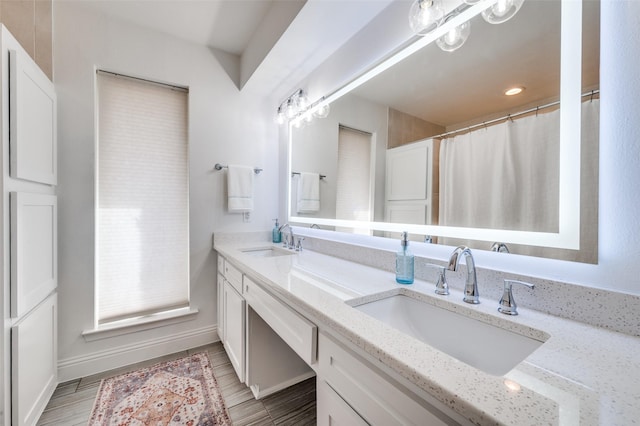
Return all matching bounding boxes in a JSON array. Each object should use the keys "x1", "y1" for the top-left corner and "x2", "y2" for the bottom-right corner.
[
  {"x1": 408, "y1": 0, "x2": 445, "y2": 36},
  {"x1": 482, "y1": 0, "x2": 524, "y2": 24},
  {"x1": 313, "y1": 101, "x2": 330, "y2": 119},
  {"x1": 504, "y1": 86, "x2": 525, "y2": 96},
  {"x1": 436, "y1": 17, "x2": 471, "y2": 52}
]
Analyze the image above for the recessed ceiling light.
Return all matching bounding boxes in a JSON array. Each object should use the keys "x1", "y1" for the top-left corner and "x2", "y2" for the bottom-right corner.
[{"x1": 504, "y1": 86, "x2": 525, "y2": 96}]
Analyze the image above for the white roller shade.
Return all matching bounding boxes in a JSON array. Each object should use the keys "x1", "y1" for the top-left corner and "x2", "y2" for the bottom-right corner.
[{"x1": 96, "y1": 71, "x2": 189, "y2": 324}]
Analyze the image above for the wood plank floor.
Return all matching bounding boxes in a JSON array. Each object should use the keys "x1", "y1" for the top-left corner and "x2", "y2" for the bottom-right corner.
[{"x1": 37, "y1": 342, "x2": 316, "y2": 425}]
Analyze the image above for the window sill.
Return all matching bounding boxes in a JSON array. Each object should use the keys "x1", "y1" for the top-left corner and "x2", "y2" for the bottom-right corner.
[{"x1": 82, "y1": 307, "x2": 199, "y2": 342}]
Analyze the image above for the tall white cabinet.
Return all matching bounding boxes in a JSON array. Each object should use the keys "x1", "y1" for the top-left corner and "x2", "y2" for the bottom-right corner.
[
  {"x1": 385, "y1": 138, "x2": 440, "y2": 236},
  {"x1": 0, "y1": 26, "x2": 58, "y2": 426}
]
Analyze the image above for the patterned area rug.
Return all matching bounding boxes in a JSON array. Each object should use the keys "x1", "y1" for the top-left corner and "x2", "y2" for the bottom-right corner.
[{"x1": 89, "y1": 352, "x2": 232, "y2": 425}]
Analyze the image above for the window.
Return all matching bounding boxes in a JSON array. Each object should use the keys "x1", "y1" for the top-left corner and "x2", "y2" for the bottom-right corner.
[{"x1": 96, "y1": 71, "x2": 189, "y2": 326}]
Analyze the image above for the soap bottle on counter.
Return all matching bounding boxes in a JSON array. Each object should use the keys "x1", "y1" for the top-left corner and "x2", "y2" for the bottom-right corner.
[
  {"x1": 396, "y1": 231, "x2": 414, "y2": 284},
  {"x1": 272, "y1": 218, "x2": 282, "y2": 243}
]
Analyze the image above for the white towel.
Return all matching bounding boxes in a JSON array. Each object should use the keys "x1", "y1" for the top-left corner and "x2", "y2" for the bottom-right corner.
[
  {"x1": 297, "y1": 172, "x2": 320, "y2": 213},
  {"x1": 227, "y1": 165, "x2": 254, "y2": 212}
]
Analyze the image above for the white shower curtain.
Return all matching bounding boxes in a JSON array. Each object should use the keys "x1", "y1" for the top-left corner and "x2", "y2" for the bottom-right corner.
[{"x1": 439, "y1": 100, "x2": 599, "y2": 260}]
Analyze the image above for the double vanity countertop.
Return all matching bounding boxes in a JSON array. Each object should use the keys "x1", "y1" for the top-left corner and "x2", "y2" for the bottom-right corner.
[{"x1": 214, "y1": 240, "x2": 640, "y2": 425}]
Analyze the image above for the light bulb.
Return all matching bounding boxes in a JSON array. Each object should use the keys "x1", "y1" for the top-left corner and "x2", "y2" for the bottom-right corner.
[
  {"x1": 481, "y1": 0, "x2": 524, "y2": 24},
  {"x1": 297, "y1": 91, "x2": 308, "y2": 110},
  {"x1": 285, "y1": 98, "x2": 297, "y2": 119},
  {"x1": 274, "y1": 106, "x2": 285, "y2": 125},
  {"x1": 408, "y1": 0, "x2": 444, "y2": 36},
  {"x1": 303, "y1": 110, "x2": 313, "y2": 124},
  {"x1": 436, "y1": 19, "x2": 470, "y2": 52},
  {"x1": 313, "y1": 102, "x2": 330, "y2": 119}
]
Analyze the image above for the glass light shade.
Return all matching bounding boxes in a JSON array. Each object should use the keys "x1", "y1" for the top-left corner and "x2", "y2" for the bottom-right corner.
[
  {"x1": 297, "y1": 91, "x2": 308, "y2": 110},
  {"x1": 275, "y1": 108, "x2": 286, "y2": 125},
  {"x1": 303, "y1": 110, "x2": 314, "y2": 123},
  {"x1": 408, "y1": 0, "x2": 445, "y2": 36},
  {"x1": 462, "y1": 0, "x2": 482, "y2": 4},
  {"x1": 436, "y1": 20, "x2": 471, "y2": 52},
  {"x1": 313, "y1": 103, "x2": 330, "y2": 118},
  {"x1": 285, "y1": 98, "x2": 298, "y2": 119},
  {"x1": 481, "y1": 0, "x2": 524, "y2": 24}
]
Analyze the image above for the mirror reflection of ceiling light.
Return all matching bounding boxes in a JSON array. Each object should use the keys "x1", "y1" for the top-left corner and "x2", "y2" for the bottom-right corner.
[
  {"x1": 505, "y1": 86, "x2": 525, "y2": 96},
  {"x1": 408, "y1": 0, "x2": 445, "y2": 36},
  {"x1": 482, "y1": 0, "x2": 525, "y2": 24},
  {"x1": 436, "y1": 17, "x2": 471, "y2": 52},
  {"x1": 410, "y1": 0, "x2": 524, "y2": 50}
]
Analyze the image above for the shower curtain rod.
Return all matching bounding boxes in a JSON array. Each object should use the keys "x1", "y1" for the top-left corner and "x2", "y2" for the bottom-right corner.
[{"x1": 430, "y1": 89, "x2": 599, "y2": 140}]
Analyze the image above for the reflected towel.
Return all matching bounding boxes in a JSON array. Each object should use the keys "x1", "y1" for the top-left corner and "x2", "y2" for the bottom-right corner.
[
  {"x1": 227, "y1": 165, "x2": 254, "y2": 212},
  {"x1": 297, "y1": 172, "x2": 320, "y2": 213}
]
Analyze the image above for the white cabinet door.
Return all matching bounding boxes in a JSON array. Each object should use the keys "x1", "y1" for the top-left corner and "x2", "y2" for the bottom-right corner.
[
  {"x1": 10, "y1": 192, "x2": 57, "y2": 318},
  {"x1": 223, "y1": 282, "x2": 245, "y2": 383},
  {"x1": 386, "y1": 141, "x2": 429, "y2": 201},
  {"x1": 11, "y1": 293, "x2": 57, "y2": 426},
  {"x1": 9, "y1": 49, "x2": 57, "y2": 185},
  {"x1": 317, "y1": 380, "x2": 368, "y2": 426}
]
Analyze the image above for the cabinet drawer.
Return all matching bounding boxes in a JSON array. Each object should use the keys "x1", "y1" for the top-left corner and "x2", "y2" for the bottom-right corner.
[
  {"x1": 317, "y1": 379, "x2": 367, "y2": 426},
  {"x1": 319, "y1": 333, "x2": 452, "y2": 426},
  {"x1": 224, "y1": 260, "x2": 243, "y2": 294},
  {"x1": 244, "y1": 276, "x2": 317, "y2": 365}
]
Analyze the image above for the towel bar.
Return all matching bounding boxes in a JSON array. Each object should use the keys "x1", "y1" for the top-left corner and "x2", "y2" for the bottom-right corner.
[
  {"x1": 215, "y1": 163, "x2": 262, "y2": 174},
  {"x1": 291, "y1": 171, "x2": 326, "y2": 180}
]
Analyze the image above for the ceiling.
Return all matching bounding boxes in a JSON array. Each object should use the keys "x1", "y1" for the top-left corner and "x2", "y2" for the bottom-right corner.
[
  {"x1": 74, "y1": 0, "x2": 396, "y2": 98},
  {"x1": 75, "y1": 0, "x2": 277, "y2": 55}
]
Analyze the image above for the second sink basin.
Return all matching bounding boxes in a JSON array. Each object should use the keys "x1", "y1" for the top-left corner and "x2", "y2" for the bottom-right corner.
[
  {"x1": 351, "y1": 292, "x2": 547, "y2": 376},
  {"x1": 241, "y1": 246, "x2": 296, "y2": 258}
]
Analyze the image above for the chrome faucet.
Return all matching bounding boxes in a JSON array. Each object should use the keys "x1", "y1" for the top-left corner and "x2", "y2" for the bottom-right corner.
[
  {"x1": 491, "y1": 242, "x2": 510, "y2": 253},
  {"x1": 278, "y1": 223, "x2": 295, "y2": 249},
  {"x1": 447, "y1": 246, "x2": 479, "y2": 304},
  {"x1": 498, "y1": 279, "x2": 534, "y2": 315}
]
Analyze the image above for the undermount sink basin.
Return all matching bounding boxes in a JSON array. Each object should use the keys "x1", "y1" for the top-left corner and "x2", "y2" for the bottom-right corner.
[
  {"x1": 351, "y1": 293, "x2": 547, "y2": 376},
  {"x1": 241, "y1": 247, "x2": 296, "y2": 258}
]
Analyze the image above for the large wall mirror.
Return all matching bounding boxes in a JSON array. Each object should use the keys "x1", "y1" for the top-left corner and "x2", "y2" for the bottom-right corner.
[{"x1": 289, "y1": 0, "x2": 599, "y2": 263}]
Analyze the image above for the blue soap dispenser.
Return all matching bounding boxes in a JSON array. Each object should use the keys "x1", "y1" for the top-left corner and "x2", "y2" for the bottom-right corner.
[
  {"x1": 272, "y1": 219, "x2": 282, "y2": 243},
  {"x1": 396, "y1": 231, "x2": 414, "y2": 284}
]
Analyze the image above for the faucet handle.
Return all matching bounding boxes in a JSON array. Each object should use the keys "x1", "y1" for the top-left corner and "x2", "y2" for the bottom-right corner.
[
  {"x1": 498, "y1": 279, "x2": 534, "y2": 316},
  {"x1": 425, "y1": 263, "x2": 449, "y2": 295},
  {"x1": 295, "y1": 236, "x2": 305, "y2": 252}
]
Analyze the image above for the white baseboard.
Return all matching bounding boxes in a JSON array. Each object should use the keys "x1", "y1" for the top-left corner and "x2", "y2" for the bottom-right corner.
[{"x1": 58, "y1": 325, "x2": 219, "y2": 382}]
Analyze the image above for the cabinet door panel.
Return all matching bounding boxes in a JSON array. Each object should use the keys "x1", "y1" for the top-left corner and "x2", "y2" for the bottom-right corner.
[
  {"x1": 217, "y1": 273, "x2": 225, "y2": 342},
  {"x1": 317, "y1": 380, "x2": 368, "y2": 426},
  {"x1": 386, "y1": 142, "x2": 428, "y2": 201},
  {"x1": 12, "y1": 294, "x2": 57, "y2": 426},
  {"x1": 223, "y1": 283, "x2": 245, "y2": 382},
  {"x1": 10, "y1": 192, "x2": 57, "y2": 318},
  {"x1": 9, "y1": 49, "x2": 57, "y2": 185}
]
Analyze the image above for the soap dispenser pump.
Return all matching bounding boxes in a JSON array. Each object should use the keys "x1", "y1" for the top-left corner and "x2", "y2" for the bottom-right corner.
[
  {"x1": 396, "y1": 231, "x2": 414, "y2": 284},
  {"x1": 272, "y1": 219, "x2": 282, "y2": 243}
]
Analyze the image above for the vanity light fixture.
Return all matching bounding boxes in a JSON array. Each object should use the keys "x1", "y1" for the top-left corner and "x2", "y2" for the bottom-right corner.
[
  {"x1": 504, "y1": 86, "x2": 525, "y2": 96},
  {"x1": 436, "y1": 16, "x2": 471, "y2": 52},
  {"x1": 408, "y1": 0, "x2": 445, "y2": 36},
  {"x1": 481, "y1": 0, "x2": 524, "y2": 24},
  {"x1": 274, "y1": 89, "x2": 307, "y2": 125}
]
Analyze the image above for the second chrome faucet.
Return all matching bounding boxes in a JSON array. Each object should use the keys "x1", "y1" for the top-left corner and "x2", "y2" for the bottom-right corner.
[{"x1": 447, "y1": 246, "x2": 480, "y2": 304}]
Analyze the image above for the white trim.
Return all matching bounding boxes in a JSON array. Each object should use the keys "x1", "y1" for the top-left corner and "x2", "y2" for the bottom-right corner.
[
  {"x1": 82, "y1": 307, "x2": 199, "y2": 342},
  {"x1": 58, "y1": 325, "x2": 218, "y2": 382}
]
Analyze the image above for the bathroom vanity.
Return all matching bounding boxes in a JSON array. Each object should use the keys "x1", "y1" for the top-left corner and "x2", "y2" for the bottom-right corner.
[{"x1": 214, "y1": 233, "x2": 640, "y2": 425}]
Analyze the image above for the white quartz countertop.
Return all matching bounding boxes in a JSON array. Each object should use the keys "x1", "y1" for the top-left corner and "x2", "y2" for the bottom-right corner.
[{"x1": 214, "y1": 241, "x2": 640, "y2": 425}]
